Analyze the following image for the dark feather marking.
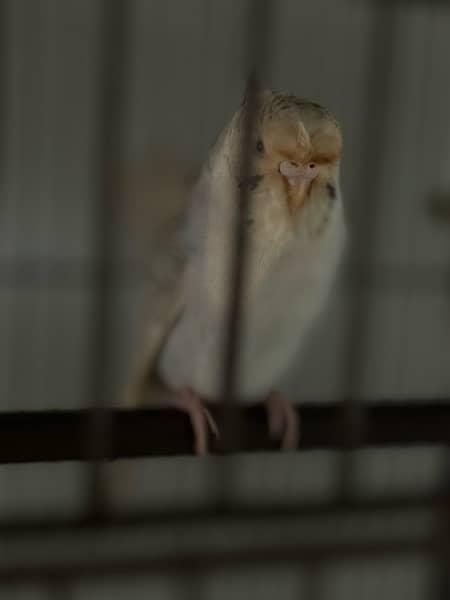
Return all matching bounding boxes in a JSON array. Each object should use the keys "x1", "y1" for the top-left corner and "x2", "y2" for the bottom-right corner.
[
  {"x1": 326, "y1": 182, "x2": 336, "y2": 199},
  {"x1": 238, "y1": 174, "x2": 263, "y2": 191}
]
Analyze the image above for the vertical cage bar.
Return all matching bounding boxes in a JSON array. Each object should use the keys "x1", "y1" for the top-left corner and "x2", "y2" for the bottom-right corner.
[
  {"x1": 84, "y1": 0, "x2": 130, "y2": 517},
  {"x1": 0, "y1": 0, "x2": 11, "y2": 416},
  {"x1": 219, "y1": 0, "x2": 273, "y2": 444},
  {"x1": 3, "y1": 1, "x2": 45, "y2": 410},
  {"x1": 0, "y1": 0, "x2": 7, "y2": 170},
  {"x1": 338, "y1": 1, "x2": 397, "y2": 498},
  {"x1": 436, "y1": 457, "x2": 450, "y2": 599},
  {"x1": 217, "y1": 0, "x2": 273, "y2": 507}
]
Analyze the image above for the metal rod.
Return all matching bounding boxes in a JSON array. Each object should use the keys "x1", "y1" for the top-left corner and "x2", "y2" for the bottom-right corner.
[
  {"x1": 338, "y1": 0, "x2": 397, "y2": 498},
  {"x1": 0, "y1": 493, "x2": 448, "y2": 538},
  {"x1": 84, "y1": 0, "x2": 130, "y2": 517},
  {"x1": 216, "y1": 0, "x2": 273, "y2": 512},
  {"x1": 220, "y1": 75, "x2": 259, "y2": 452},
  {"x1": 0, "y1": 536, "x2": 447, "y2": 585},
  {"x1": 0, "y1": 0, "x2": 8, "y2": 169},
  {"x1": 220, "y1": 0, "x2": 273, "y2": 453}
]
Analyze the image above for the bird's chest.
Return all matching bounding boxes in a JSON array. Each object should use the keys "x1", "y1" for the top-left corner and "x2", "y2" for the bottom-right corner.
[
  {"x1": 157, "y1": 175, "x2": 343, "y2": 399},
  {"x1": 157, "y1": 240, "x2": 317, "y2": 400}
]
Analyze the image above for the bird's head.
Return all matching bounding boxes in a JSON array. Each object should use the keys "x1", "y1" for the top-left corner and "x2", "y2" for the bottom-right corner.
[{"x1": 237, "y1": 90, "x2": 342, "y2": 217}]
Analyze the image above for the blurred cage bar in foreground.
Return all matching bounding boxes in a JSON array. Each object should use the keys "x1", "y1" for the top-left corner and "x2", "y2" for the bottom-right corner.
[{"x1": 1, "y1": 0, "x2": 450, "y2": 598}]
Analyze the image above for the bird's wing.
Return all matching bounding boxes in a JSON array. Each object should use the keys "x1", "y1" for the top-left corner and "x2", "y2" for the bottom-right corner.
[
  {"x1": 121, "y1": 158, "x2": 206, "y2": 408},
  {"x1": 121, "y1": 133, "x2": 234, "y2": 408},
  {"x1": 118, "y1": 148, "x2": 197, "y2": 408},
  {"x1": 124, "y1": 203, "x2": 192, "y2": 408}
]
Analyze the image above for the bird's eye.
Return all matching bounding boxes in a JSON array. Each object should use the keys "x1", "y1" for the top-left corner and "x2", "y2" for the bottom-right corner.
[
  {"x1": 256, "y1": 140, "x2": 264, "y2": 153},
  {"x1": 308, "y1": 162, "x2": 317, "y2": 170}
]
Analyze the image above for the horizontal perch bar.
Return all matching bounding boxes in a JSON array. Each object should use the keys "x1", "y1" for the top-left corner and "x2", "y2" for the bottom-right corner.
[{"x1": 1, "y1": 401, "x2": 450, "y2": 463}]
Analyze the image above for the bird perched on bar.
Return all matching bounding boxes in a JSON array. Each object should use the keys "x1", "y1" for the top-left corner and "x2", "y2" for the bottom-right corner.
[{"x1": 125, "y1": 89, "x2": 345, "y2": 454}]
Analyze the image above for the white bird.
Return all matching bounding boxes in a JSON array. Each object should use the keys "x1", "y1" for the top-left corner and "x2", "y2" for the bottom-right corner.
[{"x1": 125, "y1": 89, "x2": 345, "y2": 454}]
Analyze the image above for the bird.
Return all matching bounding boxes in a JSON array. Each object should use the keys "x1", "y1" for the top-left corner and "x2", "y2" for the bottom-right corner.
[{"x1": 125, "y1": 89, "x2": 346, "y2": 455}]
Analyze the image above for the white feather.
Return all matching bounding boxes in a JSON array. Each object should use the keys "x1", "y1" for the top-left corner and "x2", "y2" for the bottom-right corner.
[{"x1": 157, "y1": 110, "x2": 346, "y2": 402}]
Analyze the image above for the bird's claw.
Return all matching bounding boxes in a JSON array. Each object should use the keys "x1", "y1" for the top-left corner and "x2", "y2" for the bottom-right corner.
[
  {"x1": 173, "y1": 388, "x2": 219, "y2": 455},
  {"x1": 264, "y1": 391, "x2": 300, "y2": 450}
]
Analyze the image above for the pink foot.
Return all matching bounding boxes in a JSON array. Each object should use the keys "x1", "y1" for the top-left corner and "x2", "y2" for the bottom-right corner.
[
  {"x1": 265, "y1": 391, "x2": 300, "y2": 450},
  {"x1": 172, "y1": 388, "x2": 220, "y2": 455}
]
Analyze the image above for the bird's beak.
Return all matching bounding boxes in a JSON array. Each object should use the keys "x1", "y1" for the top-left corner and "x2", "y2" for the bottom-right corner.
[
  {"x1": 279, "y1": 160, "x2": 317, "y2": 185},
  {"x1": 279, "y1": 160, "x2": 318, "y2": 212}
]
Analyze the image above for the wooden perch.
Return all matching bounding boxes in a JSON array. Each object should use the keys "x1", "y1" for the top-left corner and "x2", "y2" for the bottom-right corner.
[{"x1": 1, "y1": 402, "x2": 450, "y2": 464}]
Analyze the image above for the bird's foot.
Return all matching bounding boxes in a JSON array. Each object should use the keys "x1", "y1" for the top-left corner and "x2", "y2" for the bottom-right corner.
[
  {"x1": 264, "y1": 390, "x2": 300, "y2": 450},
  {"x1": 173, "y1": 388, "x2": 219, "y2": 455}
]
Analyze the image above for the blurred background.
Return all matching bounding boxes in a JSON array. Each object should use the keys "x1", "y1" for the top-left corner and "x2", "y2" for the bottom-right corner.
[{"x1": 1, "y1": 0, "x2": 450, "y2": 598}]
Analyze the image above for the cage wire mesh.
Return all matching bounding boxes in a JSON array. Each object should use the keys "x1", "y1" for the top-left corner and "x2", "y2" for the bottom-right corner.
[{"x1": 1, "y1": 0, "x2": 450, "y2": 598}]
